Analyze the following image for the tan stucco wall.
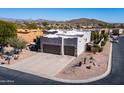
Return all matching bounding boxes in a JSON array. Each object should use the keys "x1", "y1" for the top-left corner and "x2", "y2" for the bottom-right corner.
[{"x1": 17, "y1": 29, "x2": 43, "y2": 44}]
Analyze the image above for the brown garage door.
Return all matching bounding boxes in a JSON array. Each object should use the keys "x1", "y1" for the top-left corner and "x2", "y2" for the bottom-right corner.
[
  {"x1": 64, "y1": 46, "x2": 75, "y2": 56},
  {"x1": 43, "y1": 44, "x2": 61, "y2": 55}
]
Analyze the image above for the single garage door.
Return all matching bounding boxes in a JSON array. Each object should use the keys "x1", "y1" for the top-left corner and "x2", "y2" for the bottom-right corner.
[
  {"x1": 43, "y1": 44, "x2": 61, "y2": 55},
  {"x1": 64, "y1": 46, "x2": 75, "y2": 56}
]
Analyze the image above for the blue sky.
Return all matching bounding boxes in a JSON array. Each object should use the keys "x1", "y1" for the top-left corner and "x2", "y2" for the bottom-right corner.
[{"x1": 0, "y1": 8, "x2": 124, "y2": 23}]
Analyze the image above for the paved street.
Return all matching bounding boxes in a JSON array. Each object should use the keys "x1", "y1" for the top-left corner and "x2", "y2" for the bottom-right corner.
[{"x1": 0, "y1": 36, "x2": 124, "y2": 85}]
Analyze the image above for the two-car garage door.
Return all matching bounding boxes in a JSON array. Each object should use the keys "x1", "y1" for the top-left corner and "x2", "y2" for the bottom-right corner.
[{"x1": 43, "y1": 44, "x2": 75, "y2": 56}]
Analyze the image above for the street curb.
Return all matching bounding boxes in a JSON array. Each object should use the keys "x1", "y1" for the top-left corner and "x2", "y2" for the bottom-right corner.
[{"x1": 41, "y1": 42, "x2": 113, "y2": 83}]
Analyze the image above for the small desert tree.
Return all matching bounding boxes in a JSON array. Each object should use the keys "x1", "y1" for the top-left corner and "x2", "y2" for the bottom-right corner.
[
  {"x1": 9, "y1": 37, "x2": 27, "y2": 52},
  {"x1": 42, "y1": 21, "x2": 49, "y2": 30},
  {"x1": 0, "y1": 20, "x2": 17, "y2": 46}
]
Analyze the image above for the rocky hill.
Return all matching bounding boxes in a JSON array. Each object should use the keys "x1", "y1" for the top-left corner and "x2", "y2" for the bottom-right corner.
[{"x1": 65, "y1": 18, "x2": 107, "y2": 25}]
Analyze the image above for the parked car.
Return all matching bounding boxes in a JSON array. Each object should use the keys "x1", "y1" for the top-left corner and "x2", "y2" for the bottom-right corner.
[
  {"x1": 114, "y1": 40, "x2": 119, "y2": 43},
  {"x1": 111, "y1": 39, "x2": 119, "y2": 43}
]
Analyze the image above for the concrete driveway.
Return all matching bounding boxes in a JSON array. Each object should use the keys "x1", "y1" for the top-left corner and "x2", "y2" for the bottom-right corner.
[{"x1": 2, "y1": 53, "x2": 74, "y2": 77}]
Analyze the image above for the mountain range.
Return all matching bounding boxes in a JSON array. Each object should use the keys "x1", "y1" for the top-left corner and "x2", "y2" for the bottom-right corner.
[{"x1": 0, "y1": 17, "x2": 108, "y2": 25}]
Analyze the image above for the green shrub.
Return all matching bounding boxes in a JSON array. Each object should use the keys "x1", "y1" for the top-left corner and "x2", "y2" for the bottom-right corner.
[
  {"x1": 101, "y1": 41, "x2": 106, "y2": 46},
  {"x1": 86, "y1": 44, "x2": 91, "y2": 51},
  {"x1": 9, "y1": 37, "x2": 27, "y2": 50},
  {"x1": 98, "y1": 47, "x2": 103, "y2": 52},
  {"x1": 91, "y1": 44, "x2": 104, "y2": 53},
  {"x1": 91, "y1": 44, "x2": 100, "y2": 53},
  {"x1": 103, "y1": 34, "x2": 108, "y2": 41}
]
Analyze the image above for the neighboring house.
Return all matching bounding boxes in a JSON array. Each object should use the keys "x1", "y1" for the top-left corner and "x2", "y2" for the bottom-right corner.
[
  {"x1": 17, "y1": 29, "x2": 43, "y2": 44},
  {"x1": 110, "y1": 28, "x2": 124, "y2": 35},
  {"x1": 118, "y1": 29, "x2": 124, "y2": 34},
  {"x1": 100, "y1": 28, "x2": 110, "y2": 34},
  {"x1": 109, "y1": 29, "x2": 113, "y2": 34},
  {"x1": 40, "y1": 29, "x2": 91, "y2": 56}
]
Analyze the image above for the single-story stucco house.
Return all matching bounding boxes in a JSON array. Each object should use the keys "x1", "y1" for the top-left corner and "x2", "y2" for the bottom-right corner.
[{"x1": 40, "y1": 29, "x2": 91, "y2": 56}]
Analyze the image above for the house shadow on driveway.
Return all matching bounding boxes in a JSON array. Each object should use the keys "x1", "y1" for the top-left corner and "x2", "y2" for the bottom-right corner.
[{"x1": 0, "y1": 66, "x2": 68, "y2": 85}]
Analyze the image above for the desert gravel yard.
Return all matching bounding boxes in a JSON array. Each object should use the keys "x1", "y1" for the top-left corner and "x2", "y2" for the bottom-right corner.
[
  {"x1": 56, "y1": 41, "x2": 111, "y2": 80},
  {"x1": 0, "y1": 53, "x2": 75, "y2": 77}
]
